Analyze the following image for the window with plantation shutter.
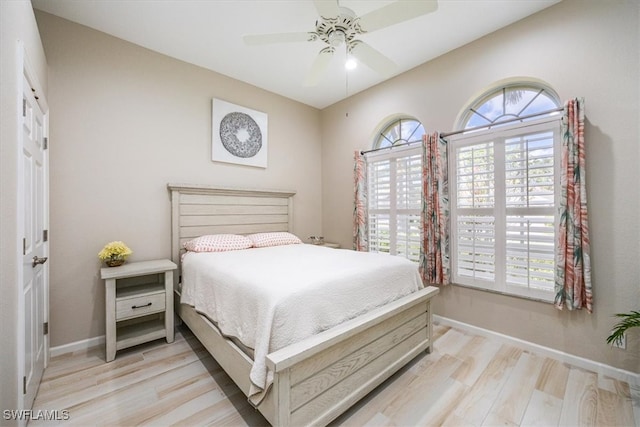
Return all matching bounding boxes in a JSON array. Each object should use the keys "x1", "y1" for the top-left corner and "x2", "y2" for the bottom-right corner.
[
  {"x1": 367, "y1": 145, "x2": 422, "y2": 262},
  {"x1": 450, "y1": 117, "x2": 560, "y2": 301}
]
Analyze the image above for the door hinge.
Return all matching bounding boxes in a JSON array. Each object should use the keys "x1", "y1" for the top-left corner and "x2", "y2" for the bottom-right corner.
[
  {"x1": 23, "y1": 238, "x2": 26, "y2": 255},
  {"x1": 23, "y1": 376, "x2": 26, "y2": 395},
  {"x1": 43, "y1": 230, "x2": 48, "y2": 242},
  {"x1": 43, "y1": 322, "x2": 49, "y2": 335},
  {"x1": 22, "y1": 98, "x2": 26, "y2": 117},
  {"x1": 43, "y1": 137, "x2": 48, "y2": 150}
]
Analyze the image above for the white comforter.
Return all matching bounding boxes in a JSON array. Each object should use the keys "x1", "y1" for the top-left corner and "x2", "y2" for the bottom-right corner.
[{"x1": 180, "y1": 244, "x2": 423, "y2": 402}]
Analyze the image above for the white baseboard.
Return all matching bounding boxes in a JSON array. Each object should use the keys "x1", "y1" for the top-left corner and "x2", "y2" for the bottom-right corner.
[
  {"x1": 434, "y1": 315, "x2": 639, "y2": 387},
  {"x1": 49, "y1": 318, "x2": 639, "y2": 387},
  {"x1": 50, "y1": 335, "x2": 105, "y2": 358}
]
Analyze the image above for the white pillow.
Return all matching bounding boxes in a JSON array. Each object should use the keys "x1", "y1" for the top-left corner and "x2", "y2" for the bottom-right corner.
[
  {"x1": 246, "y1": 232, "x2": 302, "y2": 248},
  {"x1": 184, "y1": 234, "x2": 253, "y2": 252}
]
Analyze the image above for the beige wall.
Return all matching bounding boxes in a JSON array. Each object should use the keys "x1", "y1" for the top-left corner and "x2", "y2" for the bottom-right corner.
[
  {"x1": 28, "y1": 0, "x2": 640, "y2": 376},
  {"x1": 1, "y1": 0, "x2": 48, "y2": 417},
  {"x1": 321, "y1": 0, "x2": 640, "y2": 373},
  {"x1": 35, "y1": 12, "x2": 323, "y2": 348}
]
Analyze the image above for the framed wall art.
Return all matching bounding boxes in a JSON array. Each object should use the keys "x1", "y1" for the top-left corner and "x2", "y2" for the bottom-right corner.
[{"x1": 212, "y1": 98, "x2": 268, "y2": 168}]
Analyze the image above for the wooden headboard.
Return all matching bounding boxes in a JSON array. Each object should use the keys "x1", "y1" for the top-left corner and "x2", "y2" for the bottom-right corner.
[{"x1": 167, "y1": 183, "x2": 296, "y2": 288}]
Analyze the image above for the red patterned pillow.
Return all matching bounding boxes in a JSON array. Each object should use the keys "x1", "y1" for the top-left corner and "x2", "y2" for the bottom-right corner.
[
  {"x1": 246, "y1": 232, "x2": 302, "y2": 248},
  {"x1": 184, "y1": 234, "x2": 253, "y2": 252}
]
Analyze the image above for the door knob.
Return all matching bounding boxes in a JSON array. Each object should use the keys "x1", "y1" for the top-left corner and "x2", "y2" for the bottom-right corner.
[{"x1": 32, "y1": 256, "x2": 48, "y2": 268}]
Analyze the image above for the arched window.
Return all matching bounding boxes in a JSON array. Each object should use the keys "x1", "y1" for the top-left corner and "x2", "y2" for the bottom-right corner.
[
  {"x1": 457, "y1": 82, "x2": 561, "y2": 130},
  {"x1": 366, "y1": 116, "x2": 424, "y2": 261},
  {"x1": 449, "y1": 79, "x2": 562, "y2": 302},
  {"x1": 373, "y1": 117, "x2": 425, "y2": 149}
]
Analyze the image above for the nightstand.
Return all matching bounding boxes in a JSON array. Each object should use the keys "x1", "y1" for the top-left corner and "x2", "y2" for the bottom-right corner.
[{"x1": 101, "y1": 259, "x2": 177, "y2": 362}]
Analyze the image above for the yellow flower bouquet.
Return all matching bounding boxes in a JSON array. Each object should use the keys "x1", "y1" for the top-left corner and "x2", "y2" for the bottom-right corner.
[{"x1": 98, "y1": 241, "x2": 132, "y2": 267}]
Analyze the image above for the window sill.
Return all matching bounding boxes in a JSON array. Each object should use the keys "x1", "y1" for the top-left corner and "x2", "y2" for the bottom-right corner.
[{"x1": 450, "y1": 281, "x2": 555, "y2": 304}]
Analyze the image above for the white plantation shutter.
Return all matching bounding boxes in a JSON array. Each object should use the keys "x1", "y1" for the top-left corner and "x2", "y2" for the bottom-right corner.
[
  {"x1": 505, "y1": 132, "x2": 555, "y2": 207},
  {"x1": 504, "y1": 131, "x2": 556, "y2": 292},
  {"x1": 367, "y1": 146, "x2": 422, "y2": 262},
  {"x1": 506, "y1": 215, "x2": 554, "y2": 290},
  {"x1": 456, "y1": 142, "x2": 496, "y2": 282},
  {"x1": 368, "y1": 158, "x2": 391, "y2": 254},
  {"x1": 369, "y1": 215, "x2": 390, "y2": 253},
  {"x1": 396, "y1": 154, "x2": 422, "y2": 261},
  {"x1": 456, "y1": 142, "x2": 495, "y2": 208},
  {"x1": 457, "y1": 215, "x2": 495, "y2": 281},
  {"x1": 450, "y1": 117, "x2": 560, "y2": 300}
]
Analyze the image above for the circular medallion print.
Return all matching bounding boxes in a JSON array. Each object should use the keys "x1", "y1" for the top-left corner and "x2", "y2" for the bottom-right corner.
[{"x1": 219, "y1": 112, "x2": 262, "y2": 158}]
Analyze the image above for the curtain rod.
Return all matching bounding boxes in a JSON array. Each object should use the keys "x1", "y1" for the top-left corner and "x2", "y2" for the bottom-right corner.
[
  {"x1": 360, "y1": 139, "x2": 422, "y2": 155},
  {"x1": 360, "y1": 107, "x2": 564, "y2": 155},
  {"x1": 439, "y1": 107, "x2": 563, "y2": 138}
]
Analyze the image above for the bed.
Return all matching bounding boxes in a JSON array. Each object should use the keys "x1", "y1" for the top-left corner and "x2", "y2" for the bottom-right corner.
[{"x1": 168, "y1": 183, "x2": 439, "y2": 426}]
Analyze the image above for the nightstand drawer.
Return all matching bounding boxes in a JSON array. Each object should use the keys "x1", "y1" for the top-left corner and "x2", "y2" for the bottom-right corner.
[{"x1": 116, "y1": 292, "x2": 165, "y2": 320}]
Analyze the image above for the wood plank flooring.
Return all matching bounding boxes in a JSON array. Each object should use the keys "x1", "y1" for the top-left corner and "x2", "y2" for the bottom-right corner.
[{"x1": 30, "y1": 324, "x2": 639, "y2": 426}]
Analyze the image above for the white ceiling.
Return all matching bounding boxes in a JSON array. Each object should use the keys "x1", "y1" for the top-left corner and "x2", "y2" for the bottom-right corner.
[{"x1": 32, "y1": 0, "x2": 561, "y2": 109}]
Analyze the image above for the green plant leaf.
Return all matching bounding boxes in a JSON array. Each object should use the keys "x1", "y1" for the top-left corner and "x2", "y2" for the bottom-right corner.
[{"x1": 606, "y1": 311, "x2": 640, "y2": 347}]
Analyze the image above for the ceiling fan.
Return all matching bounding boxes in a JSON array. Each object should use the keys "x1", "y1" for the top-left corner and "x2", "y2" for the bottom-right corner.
[{"x1": 243, "y1": 0, "x2": 438, "y2": 86}]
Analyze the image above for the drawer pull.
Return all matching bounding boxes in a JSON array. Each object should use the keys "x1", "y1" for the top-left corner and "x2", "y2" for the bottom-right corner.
[{"x1": 132, "y1": 302, "x2": 152, "y2": 309}]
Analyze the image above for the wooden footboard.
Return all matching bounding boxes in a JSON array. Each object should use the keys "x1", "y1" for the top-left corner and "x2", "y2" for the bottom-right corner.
[
  {"x1": 267, "y1": 285, "x2": 438, "y2": 426},
  {"x1": 177, "y1": 285, "x2": 438, "y2": 427}
]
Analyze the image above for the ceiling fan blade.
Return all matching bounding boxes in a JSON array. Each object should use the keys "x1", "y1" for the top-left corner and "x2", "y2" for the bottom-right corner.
[
  {"x1": 304, "y1": 48, "x2": 334, "y2": 86},
  {"x1": 349, "y1": 41, "x2": 396, "y2": 77},
  {"x1": 243, "y1": 32, "x2": 316, "y2": 46},
  {"x1": 313, "y1": 0, "x2": 340, "y2": 18},
  {"x1": 357, "y1": 0, "x2": 438, "y2": 33}
]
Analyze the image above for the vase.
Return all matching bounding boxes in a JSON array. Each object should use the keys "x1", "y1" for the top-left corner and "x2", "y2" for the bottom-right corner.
[{"x1": 106, "y1": 257, "x2": 125, "y2": 267}]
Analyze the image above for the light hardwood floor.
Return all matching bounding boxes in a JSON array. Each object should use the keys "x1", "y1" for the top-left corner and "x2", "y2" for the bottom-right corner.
[{"x1": 31, "y1": 324, "x2": 639, "y2": 426}]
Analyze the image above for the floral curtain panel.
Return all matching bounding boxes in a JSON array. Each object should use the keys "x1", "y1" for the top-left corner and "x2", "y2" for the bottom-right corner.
[
  {"x1": 419, "y1": 133, "x2": 450, "y2": 285},
  {"x1": 353, "y1": 150, "x2": 368, "y2": 251},
  {"x1": 555, "y1": 98, "x2": 592, "y2": 312}
]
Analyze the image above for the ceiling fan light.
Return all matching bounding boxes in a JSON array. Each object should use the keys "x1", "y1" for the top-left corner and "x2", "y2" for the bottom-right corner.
[
  {"x1": 345, "y1": 57, "x2": 357, "y2": 70},
  {"x1": 328, "y1": 30, "x2": 346, "y2": 47}
]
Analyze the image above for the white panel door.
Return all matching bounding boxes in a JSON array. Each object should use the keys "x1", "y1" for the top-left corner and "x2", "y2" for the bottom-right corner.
[{"x1": 21, "y1": 73, "x2": 48, "y2": 411}]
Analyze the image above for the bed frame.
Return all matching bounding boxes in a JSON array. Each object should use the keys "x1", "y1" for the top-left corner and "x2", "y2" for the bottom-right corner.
[{"x1": 168, "y1": 183, "x2": 439, "y2": 427}]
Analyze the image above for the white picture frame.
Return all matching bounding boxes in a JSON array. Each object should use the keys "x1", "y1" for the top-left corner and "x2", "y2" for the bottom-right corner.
[{"x1": 212, "y1": 98, "x2": 268, "y2": 168}]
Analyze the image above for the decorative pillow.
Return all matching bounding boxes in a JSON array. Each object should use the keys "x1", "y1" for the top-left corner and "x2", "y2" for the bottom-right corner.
[
  {"x1": 183, "y1": 234, "x2": 253, "y2": 252},
  {"x1": 246, "y1": 232, "x2": 302, "y2": 248}
]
